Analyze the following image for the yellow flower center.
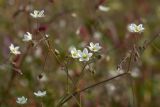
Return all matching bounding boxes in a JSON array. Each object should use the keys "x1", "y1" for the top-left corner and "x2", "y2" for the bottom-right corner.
[
  {"x1": 73, "y1": 53, "x2": 77, "y2": 56},
  {"x1": 82, "y1": 54, "x2": 87, "y2": 59},
  {"x1": 135, "y1": 27, "x2": 140, "y2": 32}
]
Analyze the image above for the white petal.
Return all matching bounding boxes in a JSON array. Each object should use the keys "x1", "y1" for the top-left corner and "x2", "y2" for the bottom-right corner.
[
  {"x1": 90, "y1": 42, "x2": 94, "y2": 47},
  {"x1": 79, "y1": 57, "x2": 84, "y2": 61},
  {"x1": 84, "y1": 57, "x2": 89, "y2": 61},
  {"x1": 27, "y1": 32, "x2": 31, "y2": 36},
  {"x1": 72, "y1": 47, "x2": 77, "y2": 52},
  {"x1": 138, "y1": 24, "x2": 144, "y2": 31},
  {"x1": 34, "y1": 10, "x2": 39, "y2": 14},
  {"x1": 71, "y1": 48, "x2": 76, "y2": 54},
  {"x1": 138, "y1": 24, "x2": 142, "y2": 28},
  {"x1": 88, "y1": 46, "x2": 93, "y2": 51},
  {"x1": 9, "y1": 46, "x2": 13, "y2": 51},
  {"x1": 128, "y1": 23, "x2": 136, "y2": 32},
  {"x1": 30, "y1": 13, "x2": 36, "y2": 18},
  {"x1": 96, "y1": 46, "x2": 102, "y2": 50},
  {"x1": 78, "y1": 50, "x2": 83, "y2": 57},
  {"x1": 83, "y1": 48, "x2": 88, "y2": 54},
  {"x1": 15, "y1": 46, "x2": 20, "y2": 50},
  {"x1": 39, "y1": 10, "x2": 44, "y2": 17}
]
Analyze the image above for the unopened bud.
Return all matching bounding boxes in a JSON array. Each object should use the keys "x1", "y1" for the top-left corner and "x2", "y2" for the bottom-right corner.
[{"x1": 55, "y1": 49, "x2": 60, "y2": 55}]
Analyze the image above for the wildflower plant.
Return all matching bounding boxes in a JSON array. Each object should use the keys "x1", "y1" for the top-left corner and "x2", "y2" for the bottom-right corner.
[
  {"x1": 34, "y1": 90, "x2": 46, "y2": 97},
  {"x1": 78, "y1": 48, "x2": 93, "y2": 62},
  {"x1": 1, "y1": 1, "x2": 160, "y2": 107},
  {"x1": 9, "y1": 44, "x2": 21, "y2": 55},
  {"x1": 88, "y1": 42, "x2": 102, "y2": 52},
  {"x1": 30, "y1": 10, "x2": 45, "y2": 18},
  {"x1": 16, "y1": 96, "x2": 27, "y2": 104},
  {"x1": 70, "y1": 47, "x2": 80, "y2": 59},
  {"x1": 22, "y1": 32, "x2": 32, "y2": 42},
  {"x1": 128, "y1": 23, "x2": 145, "y2": 33}
]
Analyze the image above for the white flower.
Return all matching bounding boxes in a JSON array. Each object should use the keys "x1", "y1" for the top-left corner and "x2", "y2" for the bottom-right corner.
[
  {"x1": 9, "y1": 44, "x2": 21, "y2": 55},
  {"x1": 88, "y1": 42, "x2": 102, "y2": 52},
  {"x1": 23, "y1": 32, "x2": 32, "y2": 42},
  {"x1": 78, "y1": 48, "x2": 92, "y2": 62},
  {"x1": 70, "y1": 47, "x2": 80, "y2": 58},
  {"x1": 16, "y1": 96, "x2": 27, "y2": 104},
  {"x1": 30, "y1": 10, "x2": 45, "y2": 18},
  {"x1": 128, "y1": 23, "x2": 145, "y2": 33},
  {"x1": 98, "y1": 5, "x2": 110, "y2": 12},
  {"x1": 34, "y1": 90, "x2": 46, "y2": 97}
]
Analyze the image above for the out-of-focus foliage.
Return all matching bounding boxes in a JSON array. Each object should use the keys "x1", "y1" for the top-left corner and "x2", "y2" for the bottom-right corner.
[{"x1": 0, "y1": 0, "x2": 160, "y2": 107}]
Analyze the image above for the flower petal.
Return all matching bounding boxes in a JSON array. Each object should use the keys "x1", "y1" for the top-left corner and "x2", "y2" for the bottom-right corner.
[
  {"x1": 79, "y1": 57, "x2": 84, "y2": 61},
  {"x1": 78, "y1": 50, "x2": 83, "y2": 57},
  {"x1": 83, "y1": 48, "x2": 88, "y2": 54},
  {"x1": 39, "y1": 10, "x2": 44, "y2": 17},
  {"x1": 90, "y1": 42, "x2": 94, "y2": 47}
]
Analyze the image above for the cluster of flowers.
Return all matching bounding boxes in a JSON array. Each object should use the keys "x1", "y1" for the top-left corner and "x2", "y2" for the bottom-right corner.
[
  {"x1": 8, "y1": 10, "x2": 46, "y2": 105},
  {"x1": 16, "y1": 90, "x2": 46, "y2": 104},
  {"x1": 9, "y1": 8, "x2": 145, "y2": 105},
  {"x1": 70, "y1": 42, "x2": 102, "y2": 62},
  {"x1": 9, "y1": 10, "x2": 47, "y2": 56},
  {"x1": 9, "y1": 9, "x2": 145, "y2": 56}
]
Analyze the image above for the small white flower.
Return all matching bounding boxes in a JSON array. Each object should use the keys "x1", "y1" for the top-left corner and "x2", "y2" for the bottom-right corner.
[
  {"x1": 88, "y1": 42, "x2": 102, "y2": 52},
  {"x1": 98, "y1": 5, "x2": 110, "y2": 12},
  {"x1": 78, "y1": 48, "x2": 92, "y2": 62},
  {"x1": 16, "y1": 96, "x2": 27, "y2": 104},
  {"x1": 34, "y1": 90, "x2": 46, "y2": 97},
  {"x1": 23, "y1": 32, "x2": 32, "y2": 42},
  {"x1": 128, "y1": 23, "x2": 145, "y2": 33},
  {"x1": 9, "y1": 44, "x2": 21, "y2": 55},
  {"x1": 70, "y1": 47, "x2": 80, "y2": 58},
  {"x1": 30, "y1": 10, "x2": 45, "y2": 18}
]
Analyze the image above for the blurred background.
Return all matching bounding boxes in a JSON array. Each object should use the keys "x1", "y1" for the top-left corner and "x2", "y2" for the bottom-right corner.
[{"x1": 0, "y1": 0, "x2": 160, "y2": 107}]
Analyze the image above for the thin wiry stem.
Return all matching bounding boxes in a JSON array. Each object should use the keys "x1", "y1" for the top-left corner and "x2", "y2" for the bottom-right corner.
[
  {"x1": 152, "y1": 43, "x2": 160, "y2": 53},
  {"x1": 57, "y1": 72, "x2": 128, "y2": 107},
  {"x1": 45, "y1": 39, "x2": 61, "y2": 65},
  {"x1": 145, "y1": 33, "x2": 160, "y2": 48},
  {"x1": 75, "y1": 63, "x2": 88, "y2": 84},
  {"x1": 41, "y1": 32, "x2": 76, "y2": 87},
  {"x1": 58, "y1": 40, "x2": 135, "y2": 107},
  {"x1": 56, "y1": 32, "x2": 160, "y2": 107},
  {"x1": 71, "y1": 94, "x2": 81, "y2": 107}
]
